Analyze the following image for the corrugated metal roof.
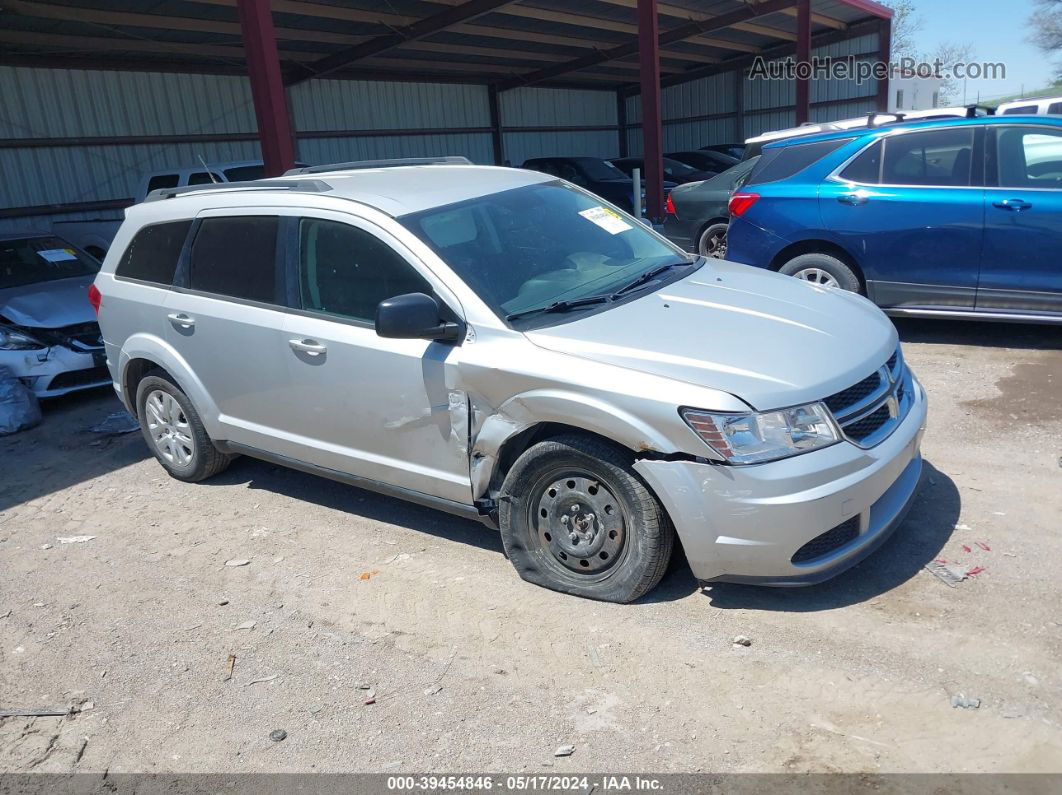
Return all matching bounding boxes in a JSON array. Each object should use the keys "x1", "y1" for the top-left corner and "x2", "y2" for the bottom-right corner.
[{"x1": 0, "y1": 0, "x2": 892, "y2": 89}]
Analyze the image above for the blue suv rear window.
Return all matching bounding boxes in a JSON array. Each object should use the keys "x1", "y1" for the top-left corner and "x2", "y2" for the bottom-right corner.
[{"x1": 747, "y1": 138, "x2": 854, "y2": 185}]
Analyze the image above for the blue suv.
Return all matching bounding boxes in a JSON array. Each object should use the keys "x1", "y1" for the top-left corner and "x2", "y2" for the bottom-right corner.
[{"x1": 726, "y1": 116, "x2": 1062, "y2": 321}]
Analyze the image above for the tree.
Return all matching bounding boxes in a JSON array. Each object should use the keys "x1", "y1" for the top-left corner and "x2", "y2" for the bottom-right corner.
[
  {"x1": 883, "y1": 1, "x2": 976, "y2": 105},
  {"x1": 1029, "y1": 0, "x2": 1062, "y2": 78}
]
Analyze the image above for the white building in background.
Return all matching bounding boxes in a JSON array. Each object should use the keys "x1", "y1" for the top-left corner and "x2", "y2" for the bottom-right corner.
[{"x1": 888, "y1": 74, "x2": 945, "y2": 112}]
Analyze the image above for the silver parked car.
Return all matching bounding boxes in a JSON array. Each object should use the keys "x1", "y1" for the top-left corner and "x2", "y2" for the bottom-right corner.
[
  {"x1": 92, "y1": 158, "x2": 927, "y2": 603},
  {"x1": 1, "y1": 233, "x2": 109, "y2": 397}
]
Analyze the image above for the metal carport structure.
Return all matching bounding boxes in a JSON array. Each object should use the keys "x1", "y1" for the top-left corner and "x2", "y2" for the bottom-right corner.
[{"x1": 0, "y1": 0, "x2": 893, "y2": 223}]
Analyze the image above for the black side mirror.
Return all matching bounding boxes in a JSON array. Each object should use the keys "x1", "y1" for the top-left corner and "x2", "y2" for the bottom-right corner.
[{"x1": 375, "y1": 292, "x2": 462, "y2": 342}]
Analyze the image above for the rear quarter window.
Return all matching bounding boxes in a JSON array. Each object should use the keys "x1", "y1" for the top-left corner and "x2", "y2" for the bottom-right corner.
[
  {"x1": 115, "y1": 220, "x2": 192, "y2": 285},
  {"x1": 747, "y1": 138, "x2": 855, "y2": 185}
]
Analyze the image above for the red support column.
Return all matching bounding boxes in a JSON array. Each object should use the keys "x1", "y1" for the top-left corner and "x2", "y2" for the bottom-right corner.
[
  {"x1": 795, "y1": 0, "x2": 811, "y2": 125},
  {"x1": 237, "y1": 0, "x2": 296, "y2": 176},
  {"x1": 876, "y1": 16, "x2": 892, "y2": 112},
  {"x1": 638, "y1": 0, "x2": 664, "y2": 222}
]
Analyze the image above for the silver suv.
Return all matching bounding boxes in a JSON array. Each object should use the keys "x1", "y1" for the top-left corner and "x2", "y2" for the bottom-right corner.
[{"x1": 92, "y1": 158, "x2": 927, "y2": 603}]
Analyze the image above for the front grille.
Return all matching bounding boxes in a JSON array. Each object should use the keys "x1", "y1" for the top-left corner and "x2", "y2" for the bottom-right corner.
[
  {"x1": 843, "y1": 404, "x2": 892, "y2": 442},
  {"x1": 824, "y1": 370, "x2": 882, "y2": 413},
  {"x1": 33, "y1": 322, "x2": 104, "y2": 351},
  {"x1": 47, "y1": 366, "x2": 110, "y2": 391},
  {"x1": 822, "y1": 346, "x2": 910, "y2": 448},
  {"x1": 791, "y1": 516, "x2": 860, "y2": 564}
]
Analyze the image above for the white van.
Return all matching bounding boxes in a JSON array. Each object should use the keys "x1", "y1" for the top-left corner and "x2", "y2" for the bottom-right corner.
[{"x1": 996, "y1": 96, "x2": 1062, "y2": 115}]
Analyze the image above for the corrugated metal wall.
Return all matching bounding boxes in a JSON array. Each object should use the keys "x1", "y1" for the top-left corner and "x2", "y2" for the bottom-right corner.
[
  {"x1": 2, "y1": 31, "x2": 879, "y2": 233},
  {"x1": 499, "y1": 87, "x2": 617, "y2": 166},
  {"x1": 625, "y1": 30, "x2": 880, "y2": 155},
  {"x1": 288, "y1": 78, "x2": 493, "y2": 166}
]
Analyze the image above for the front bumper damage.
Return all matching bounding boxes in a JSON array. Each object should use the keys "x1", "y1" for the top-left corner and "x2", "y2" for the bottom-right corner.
[
  {"x1": 1, "y1": 326, "x2": 110, "y2": 398},
  {"x1": 634, "y1": 377, "x2": 928, "y2": 585}
]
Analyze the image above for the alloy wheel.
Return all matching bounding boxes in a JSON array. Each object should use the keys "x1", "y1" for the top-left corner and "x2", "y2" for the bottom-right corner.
[
  {"x1": 792, "y1": 267, "x2": 841, "y2": 288},
  {"x1": 144, "y1": 389, "x2": 196, "y2": 467}
]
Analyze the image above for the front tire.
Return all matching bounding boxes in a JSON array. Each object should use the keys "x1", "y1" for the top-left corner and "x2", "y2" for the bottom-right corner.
[
  {"x1": 697, "y1": 222, "x2": 729, "y2": 258},
  {"x1": 135, "y1": 371, "x2": 233, "y2": 483},
  {"x1": 498, "y1": 434, "x2": 674, "y2": 603},
  {"x1": 778, "y1": 252, "x2": 861, "y2": 293}
]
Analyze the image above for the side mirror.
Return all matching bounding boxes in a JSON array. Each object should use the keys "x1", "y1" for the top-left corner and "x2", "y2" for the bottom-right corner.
[{"x1": 375, "y1": 292, "x2": 462, "y2": 342}]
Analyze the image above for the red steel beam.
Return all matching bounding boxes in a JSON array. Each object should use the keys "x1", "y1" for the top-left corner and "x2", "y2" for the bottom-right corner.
[
  {"x1": 638, "y1": 0, "x2": 665, "y2": 222},
  {"x1": 237, "y1": 0, "x2": 296, "y2": 176},
  {"x1": 795, "y1": 0, "x2": 811, "y2": 125},
  {"x1": 876, "y1": 16, "x2": 892, "y2": 111}
]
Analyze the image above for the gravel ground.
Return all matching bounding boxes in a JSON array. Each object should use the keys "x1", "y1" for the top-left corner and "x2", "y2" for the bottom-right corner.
[{"x1": 1, "y1": 318, "x2": 1060, "y2": 774}]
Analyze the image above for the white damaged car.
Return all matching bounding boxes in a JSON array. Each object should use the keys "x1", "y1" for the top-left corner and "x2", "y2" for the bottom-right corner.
[{"x1": 1, "y1": 233, "x2": 109, "y2": 397}]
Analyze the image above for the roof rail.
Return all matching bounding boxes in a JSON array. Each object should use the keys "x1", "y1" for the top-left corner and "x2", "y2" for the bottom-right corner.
[
  {"x1": 965, "y1": 103, "x2": 995, "y2": 117},
  {"x1": 285, "y1": 156, "x2": 473, "y2": 175},
  {"x1": 143, "y1": 178, "x2": 332, "y2": 202}
]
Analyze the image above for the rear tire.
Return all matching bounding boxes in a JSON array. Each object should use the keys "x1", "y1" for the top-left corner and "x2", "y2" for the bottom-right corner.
[
  {"x1": 498, "y1": 434, "x2": 674, "y2": 603},
  {"x1": 135, "y1": 371, "x2": 233, "y2": 483},
  {"x1": 778, "y1": 252, "x2": 861, "y2": 293},
  {"x1": 697, "y1": 222, "x2": 729, "y2": 258}
]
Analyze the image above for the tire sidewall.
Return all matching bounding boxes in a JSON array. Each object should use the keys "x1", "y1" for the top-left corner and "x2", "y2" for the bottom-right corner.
[
  {"x1": 135, "y1": 374, "x2": 209, "y2": 482},
  {"x1": 779, "y1": 252, "x2": 861, "y2": 293},
  {"x1": 499, "y1": 439, "x2": 666, "y2": 602}
]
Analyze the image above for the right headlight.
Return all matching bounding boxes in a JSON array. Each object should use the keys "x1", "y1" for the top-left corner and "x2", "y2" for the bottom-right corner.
[
  {"x1": 680, "y1": 403, "x2": 840, "y2": 465},
  {"x1": 0, "y1": 327, "x2": 45, "y2": 351}
]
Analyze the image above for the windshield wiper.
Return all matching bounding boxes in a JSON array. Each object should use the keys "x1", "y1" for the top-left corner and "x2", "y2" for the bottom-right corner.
[
  {"x1": 610, "y1": 259, "x2": 693, "y2": 299},
  {"x1": 505, "y1": 294, "x2": 613, "y2": 322}
]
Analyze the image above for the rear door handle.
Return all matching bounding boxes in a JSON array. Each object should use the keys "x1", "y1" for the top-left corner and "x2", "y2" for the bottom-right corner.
[
  {"x1": 167, "y1": 312, "x2": 195, "y2": 329},
  {"x1": 837, "y1": 193, "x2": 868, "y2": 206},
  {"x1": 289, "y1": 338, "x2": 327, "y2": 356},
  {"x1": 992, "y1": 198, "x2": 1032, "y2": 211}
]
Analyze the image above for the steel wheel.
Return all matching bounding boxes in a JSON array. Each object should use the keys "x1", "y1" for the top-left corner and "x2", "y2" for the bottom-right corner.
[
  {"x1": 529, "y1": 471, "x2": 628, "y2": 577},
  {"x1": 144, "y1": 388, "x2": 196, "y2": 467},
  {"x1": 699, "y1": 226, "x2": 728, "y2": 258},
  {"x1": 791, "y1": 267, "x2": 841, "y2": 288}
]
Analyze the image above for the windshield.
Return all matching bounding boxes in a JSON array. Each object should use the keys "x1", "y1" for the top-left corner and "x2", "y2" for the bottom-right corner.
[
  {"x1": 0, "y1": 236, "x2": 99, "y2": 289},
  {"x1": 572, "y1": 158, "x2": 627, "y2": 181},
  {"x1": 400, "y1": 181, "x2": 690, "y2": 322}
]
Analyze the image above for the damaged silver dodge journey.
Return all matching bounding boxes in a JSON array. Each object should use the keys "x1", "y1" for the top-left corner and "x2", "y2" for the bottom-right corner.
[{"x1": 93, "y1": 157, "x2": 927, "y2": 603}]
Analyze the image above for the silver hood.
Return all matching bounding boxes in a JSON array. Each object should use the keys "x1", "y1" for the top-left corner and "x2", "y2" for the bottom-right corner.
[
  {"x1": 0, "y1": 276, "x2": 97, "y2": 328},
  {"x1": 525, "y1": 260, "x2": 898, "y2": 411}
]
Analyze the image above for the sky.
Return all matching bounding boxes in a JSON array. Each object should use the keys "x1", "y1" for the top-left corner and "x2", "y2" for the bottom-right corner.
[{"x1": 906, "y1": 0, "x2": 1058, "y2": 101}]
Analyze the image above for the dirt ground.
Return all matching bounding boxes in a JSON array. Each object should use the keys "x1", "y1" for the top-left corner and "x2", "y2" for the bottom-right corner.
[{"x1": 1, "y1": 318, "x2": 1061, "y2": 775}]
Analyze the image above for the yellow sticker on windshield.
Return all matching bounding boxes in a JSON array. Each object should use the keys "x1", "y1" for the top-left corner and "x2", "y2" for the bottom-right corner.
[{"x1": 578, "y1": 206, "x2": 632, "y2": 235}]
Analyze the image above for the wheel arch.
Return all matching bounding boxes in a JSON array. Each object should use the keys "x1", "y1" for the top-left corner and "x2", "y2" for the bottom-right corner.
[
  {"x1": 768, "y1": 239, "x2": 866, "y2": 290},
  {"x1": 469, "y1": 391, "x2": 679, "y2": 503},
  {"x1": 117, "y1": 335, "x2": 220, "y2": 434}
]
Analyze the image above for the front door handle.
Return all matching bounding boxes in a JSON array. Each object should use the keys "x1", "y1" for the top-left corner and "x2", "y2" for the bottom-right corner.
[
  {"x1": 167, "y1": 312, "x2": 195, "y2": 329},
  {"x1": 837, "y1": 193, "x2": 868, "y2": 206},
  {"x1": 992, "y1": 198, "x2": 1032, "y2": 211},
  {"x1": 289, "y1": 338, "x2": 327, "y2": 356}
]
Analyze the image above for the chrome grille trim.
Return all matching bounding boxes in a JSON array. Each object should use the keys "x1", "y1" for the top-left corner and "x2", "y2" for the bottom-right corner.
[{"x1": 824, "y1": 347, "x2": 911, "y2": 449}]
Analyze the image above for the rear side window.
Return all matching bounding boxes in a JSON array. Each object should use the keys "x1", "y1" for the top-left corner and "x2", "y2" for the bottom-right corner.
[
  {"x1": 189, "y1": 216, "x2": 278, "y2": 303},
  {"x1": 298, "y1": 218, "x2": 432, "y2": 323},
  {"x1": 188, "y1": 171, "x2": 223, "y2": 185},
  {"x1": 839, "y1": 140, "x2": 882, "y2": 183},
  {"x1": 1049, "y1": 102, "x2": 1062, "y2": 115},
  {"x1": 995, "y1": 126, "x2": 1062, "y2": 187},
  {"x1": 1003, "y1": 105, "x2": 1037, "y2": 115},
  {"x1": 146, "y1": 174, "x2": 180, "y2": 193},
  {"x1": 115, "y1": 220, "x2": 191, "y2": 285},
  {"x1": 747, "y1": 138, "x2": 854, "y2": 185},
  {"x1": 881, "y1": 128, "x2": 974, "y2": 186}
]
